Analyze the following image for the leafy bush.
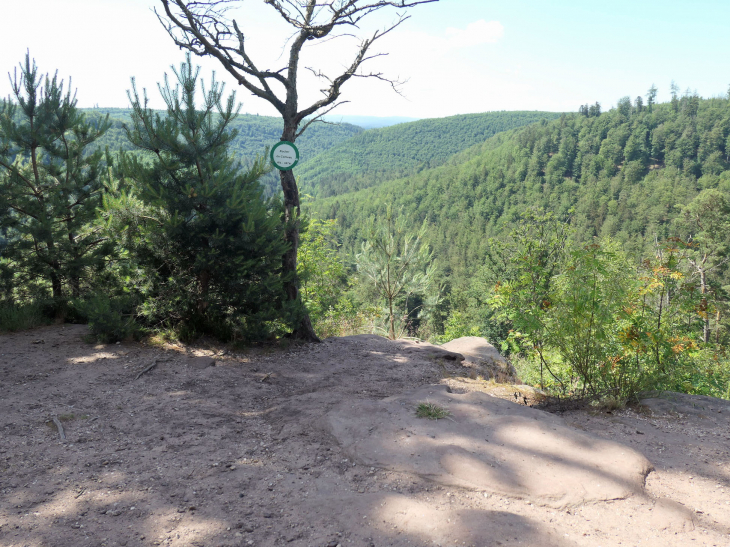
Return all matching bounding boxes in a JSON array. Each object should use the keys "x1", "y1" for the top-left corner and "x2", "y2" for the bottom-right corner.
[
  {"x1": 74, "y1": 294, "x2": 137, "y2": 343},
  {"x1": 662, "y1": 347, "x2": 730, "y2": 399},
  {"x1": 312, "y1": 299, "x2": 381, "y2": 339},
  {"x1": 432, "y1": 310, "x2": 480, "y2": 344},
  {"x1": 490, "y1": 210, "x2": 711, "y2": 403}
]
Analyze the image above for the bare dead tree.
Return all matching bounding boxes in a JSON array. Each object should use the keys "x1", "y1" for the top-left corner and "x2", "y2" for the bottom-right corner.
[{"x1": 157, "y1": 0, "x2": 438, "y2": 342}]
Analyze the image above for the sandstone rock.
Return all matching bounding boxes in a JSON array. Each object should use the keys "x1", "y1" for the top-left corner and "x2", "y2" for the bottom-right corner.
[
  {"x1": 648, "y1": 498, "x2": 695, "y2": 532},
  {"x1": 328, "y1": 384, "x2": 653, "y2": 508},
  {"x1": 441, "y1": 336, "x2": 516, "y2": 382}
]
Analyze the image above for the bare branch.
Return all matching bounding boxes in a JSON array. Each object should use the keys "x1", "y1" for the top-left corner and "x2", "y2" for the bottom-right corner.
[
  {"x1": 295, "y1": 100, "x2": 350, "y2": 138},
  {"x1": 156, "y1": 2, "x2": 431, "y2": 125},
  {"x1": 157, "y1": 0, "x2": 288, "y2": 112}
]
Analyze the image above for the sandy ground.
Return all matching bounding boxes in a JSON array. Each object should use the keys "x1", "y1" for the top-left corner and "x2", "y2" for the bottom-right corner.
[{"x1": 1, "y1": 324, "x2": 729, "y2": 547}]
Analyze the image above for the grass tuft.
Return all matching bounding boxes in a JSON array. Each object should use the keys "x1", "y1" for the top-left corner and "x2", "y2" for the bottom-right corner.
[
  {"x1": 0, "y1": 302, "x2": 50, "y2": 332},
  {"x1": 415, "y1": 402, "x2": 450, "y2": 420}
]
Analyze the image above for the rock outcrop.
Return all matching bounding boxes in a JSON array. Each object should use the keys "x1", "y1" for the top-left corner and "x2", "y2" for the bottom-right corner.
[
  {"x1": 328, "y1": 384, "x2": 653, "y2": 509},
  {"x1": 441, "y1": 336, "x2": 517, "y2": 382}
]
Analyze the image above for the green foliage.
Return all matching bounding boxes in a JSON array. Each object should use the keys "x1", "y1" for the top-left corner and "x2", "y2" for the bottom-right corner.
[
  {"x1": 310, "y1": 297, "x2": 382, "y2": 340},
  {"x1": 74, "y1": 293, "x2": 137, "y2": 343},
  {"x1": 313, "y1": 95, "x2": 730, "y2": 308},
  {"x1": 298, "y1": 219, "x2": 347, "y2": 330},
  {"x1": 356, "y1": 207, "x2": 438, "y2": 340},
  {"x1": 488, "y1": 209, "x2": 574, "y2": 388},
  {"x1": 0, "y1": 54, "x2": 114, "y2": 309},
  {"x1": 0, "y1": 301, "x2": 50, "y2": 332},
  {"x1": 415, "y1": 402, "x2": 450, "y2": 420},
  {"x1": 545, "y1": 241, "x2": 642, "y2": 398},
  {"x1": 84, "y1": 108, "x2": 363, "y2": 198},
  {"x1": 299, "y1": 111, "x2": 562, "y2": 199},
  {"x1": 673, "y1": 189, "x2": 730, "y2": 342},
  {"x1": 490, "y1": 212, "x2": 709, "y2": 402},
  {"x1": 118, "y1": 55, "x2": 290, "y2": 342},
  {"x1": 432, "y1": 310, "x2": 481, "y2": 344},
  {"x1": 663, "y1": 347, "x2": 730, "y2": 399}
]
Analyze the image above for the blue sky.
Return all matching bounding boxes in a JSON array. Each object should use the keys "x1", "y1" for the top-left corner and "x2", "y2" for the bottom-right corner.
[{"x1": 0, "y1": 0, "x2": 728, "y2": 118}]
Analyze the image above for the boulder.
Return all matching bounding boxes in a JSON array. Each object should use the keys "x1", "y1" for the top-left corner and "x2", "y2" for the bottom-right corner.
[
  {"x1": 441, "y1": 336, "x2": 516, "y2": 382},
  {"x1": 328, "y1": 384, "x2": 653, "y2": 508}
]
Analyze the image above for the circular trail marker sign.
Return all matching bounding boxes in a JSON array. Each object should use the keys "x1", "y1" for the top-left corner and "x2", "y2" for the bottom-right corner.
[{"x1": 270, "y1": 140, "x2": 300, "y2": 171}]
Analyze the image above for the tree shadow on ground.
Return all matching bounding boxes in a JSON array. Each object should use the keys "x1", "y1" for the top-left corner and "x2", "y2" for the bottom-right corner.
[{"x1": 1, "y1": 326, "x2": 729, "y2": 546}]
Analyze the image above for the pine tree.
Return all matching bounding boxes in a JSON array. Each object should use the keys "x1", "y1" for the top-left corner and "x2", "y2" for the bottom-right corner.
[
  {"x1": 120, "y1": 55, "x2": 290, "y2": 341},
  {"x1": 646, "y1": 84, "x2": 658, "y2": 113},
  {"x1": 356, "y1": 206, "x2": 437, "y2": 340},
  {"x1": 0, "y1": 53, "x2": 113, "y2": 308}
]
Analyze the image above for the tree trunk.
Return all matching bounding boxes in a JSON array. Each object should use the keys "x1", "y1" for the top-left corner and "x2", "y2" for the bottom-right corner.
[
  {"x1": 278, "y1": 125, "x2": 320, "y2": 343},
  {"x1": 46, "y1": 238, "x2": 64, "y2": 305},
  {"x1": 50, "y1": 270, "x2": 63, "y2": 302},
  {"x1": 388, "y1": 296, "x2": 395, "y2": 340},
  {"x1": 700, "y1": 270, "x2": 709, "y2": 343},
  {"x1": 716, "y1": 309, "x2": 721, "y2": 344}
]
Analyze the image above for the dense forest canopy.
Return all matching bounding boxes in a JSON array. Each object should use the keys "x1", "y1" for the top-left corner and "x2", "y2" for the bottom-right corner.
[
  {"x1": 312, "y1": 92, "x2": 730, "y2": 286},
  {"x1": 83, "y1": 109, "x2": 364, "y2": 195},
  {"x1": 297, "y1": 111, "x2": 562, "y2": 199}
]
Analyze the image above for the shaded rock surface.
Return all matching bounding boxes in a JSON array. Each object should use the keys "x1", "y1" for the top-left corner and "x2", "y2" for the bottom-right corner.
[
  {"x1": 328, "y1": 384, "x2": 653, "y2": 508},
  {"x1": 1, "y1": 326, "x2": 728, "y2": 547},
  {"x1": 441, "y1": 336, "x2": 517, "y2": 382}
]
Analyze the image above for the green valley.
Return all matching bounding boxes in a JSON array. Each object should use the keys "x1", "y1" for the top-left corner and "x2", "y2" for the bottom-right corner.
[
  {"x1": 297, "y1": 111, "x2": 562, "y2": 199},
  {"x1": 312, "y1": 94, "x2": 730, "y2": 288}
]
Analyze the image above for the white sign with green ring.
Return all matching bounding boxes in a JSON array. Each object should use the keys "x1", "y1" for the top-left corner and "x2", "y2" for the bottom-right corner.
[{"x1": 270, "y1": 140, "x2": 299, "y2": 171}]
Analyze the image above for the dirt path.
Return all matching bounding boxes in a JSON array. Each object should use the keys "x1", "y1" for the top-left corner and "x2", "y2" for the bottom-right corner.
[{"x1": 0, "y1": 324, "x2": 729, "y2": 547}]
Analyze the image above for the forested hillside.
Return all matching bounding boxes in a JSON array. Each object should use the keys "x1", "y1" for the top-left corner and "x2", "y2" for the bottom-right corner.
[
  {"x1": 313, "y1": 94, "x2": 730, "y2": 285},
  {"x1": 298, "y1": 111, "x2": 562, "y2": 199},
  {"x1": 84, "y1": 108, "x2": 364, "y2": 194}
]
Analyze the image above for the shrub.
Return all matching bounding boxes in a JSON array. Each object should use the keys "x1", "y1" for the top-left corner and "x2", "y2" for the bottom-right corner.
[
  {"x1": 74, "y1": 294, "x2": 137, "y2": 343},
  {"x1": 0, "y1": 301, "x2": 50, "y2": 332}
]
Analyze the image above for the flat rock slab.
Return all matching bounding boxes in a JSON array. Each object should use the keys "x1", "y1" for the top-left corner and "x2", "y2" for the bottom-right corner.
[
  {"x1": 640, "y1": 392, "x2": 730, "y2": 423},
  {"x1": 441, "y1": 336, "x2": 516, "y2": 380},
  {"x1": 313, "y1": 492, "x2": 580, "y2": 547},
  {"x1": 328, "y1": 385, "x2": 653, "y2": 508}
]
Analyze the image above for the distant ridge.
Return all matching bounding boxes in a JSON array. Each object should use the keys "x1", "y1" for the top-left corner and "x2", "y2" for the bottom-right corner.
[
  {"x1": 312, "y1": 95, "x2": 730, "y2": 291},
  {"x1": 322, "y1": 115, "x2": 419, "y2": 129},
  {"x1": 299, "y1": 111, "x2": 562, "y2": 199},
  {"x1": 81, "y1": 108, "x2": 363, "y2": 196}
]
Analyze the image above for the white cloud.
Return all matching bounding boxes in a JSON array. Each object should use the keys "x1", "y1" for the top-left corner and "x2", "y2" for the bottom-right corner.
[{"x1": 445, "y1": 20, "x2": 504, "y2": 48}]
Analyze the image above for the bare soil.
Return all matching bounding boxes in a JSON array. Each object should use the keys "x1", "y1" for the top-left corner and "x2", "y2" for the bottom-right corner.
[{"x1": 1, "y1": 324, "x2": 729, "y2": 547}]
